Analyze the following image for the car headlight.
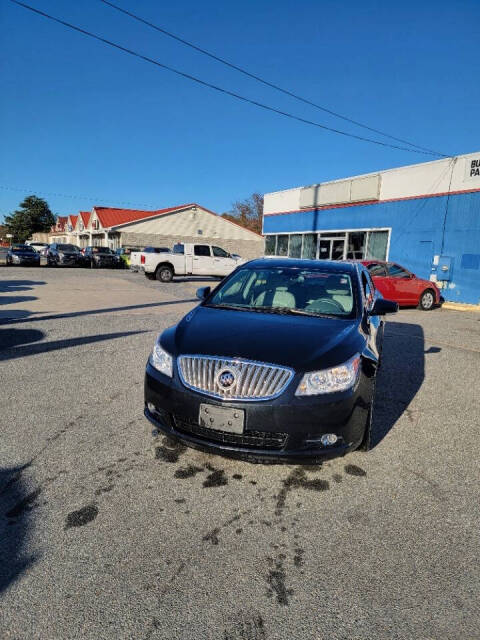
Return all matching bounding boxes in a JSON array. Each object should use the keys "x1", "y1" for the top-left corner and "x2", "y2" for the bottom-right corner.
[
  {"x1": 149, "y1": 340, "x2": 173, "y2": 377},
  {"x1": 296, "y1": 354, "x2": 360, "y2": 396}
]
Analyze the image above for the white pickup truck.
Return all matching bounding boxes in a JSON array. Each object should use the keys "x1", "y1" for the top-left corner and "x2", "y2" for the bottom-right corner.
[{"x1": 142, "y1": 243, "x2": 244, "y2": 282}]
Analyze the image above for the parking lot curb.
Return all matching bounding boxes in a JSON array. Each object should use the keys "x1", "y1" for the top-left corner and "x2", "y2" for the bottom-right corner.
[{"x1": 442, "y1": 302, "x2": 480, "y2": 313}]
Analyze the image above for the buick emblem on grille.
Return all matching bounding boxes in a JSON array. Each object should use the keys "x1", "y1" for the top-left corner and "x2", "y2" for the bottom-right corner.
[{"x1": 217, "y1": 369, "x2": 236, "y2": 390}]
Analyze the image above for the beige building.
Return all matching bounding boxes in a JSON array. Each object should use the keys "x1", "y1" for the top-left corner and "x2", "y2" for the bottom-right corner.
[{"x1": 41, "y1": 203, "x2": 264, "y2": 260}]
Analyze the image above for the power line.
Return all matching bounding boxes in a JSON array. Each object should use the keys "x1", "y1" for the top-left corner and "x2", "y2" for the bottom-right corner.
[
  {"x1": 0, "y1": 185, "x2": 155, "y2": 209},
  {"x1": 100, "y1": 0, "x2": 448, "y2": 158},
  {"x1": 10, "y1": 0, "x2": 446, "y2": 158}
]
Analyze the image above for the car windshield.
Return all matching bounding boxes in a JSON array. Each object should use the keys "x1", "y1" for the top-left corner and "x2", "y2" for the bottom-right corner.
[
  {"x1": 12, "y1": 245, "x2": 35, "y2": 253},
  {"x1": 206, "y1": 266, "x2": 355, "y2": 317},
  {"x1": 57, "y1": 244, "x2": 79, "y2": 252}
]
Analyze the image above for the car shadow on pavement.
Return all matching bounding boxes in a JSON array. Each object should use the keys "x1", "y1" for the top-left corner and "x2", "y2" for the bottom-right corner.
[
  {"x1": 0, "y1": 279, "x2": 46, "y2": 293},
  {"x1": 371, "y1": 320, "x2": 436, "y2": 448},
  {"x1": 0, "y1": 329, "x2": 150, "y2": 361},
  {"x1": 0, "y1": 466, "x2": 36, "y2": 594},
  {"x1": 0, "y1": 298, "x2": 197, "y2": 326}
]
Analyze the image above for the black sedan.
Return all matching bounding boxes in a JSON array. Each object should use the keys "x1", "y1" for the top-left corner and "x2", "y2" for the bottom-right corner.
[
  {"x1": 6, "y1": 244, "x2": 41, "y2": 266},
  {"x1": 46, "y1": 243, "x2": 83, "y2": 267},
  {"x1": 83, "y1": 246, "x2": 117, "y2": 268},
  {"x1": 144, "y1": 259, "x2": 398, "y2": 463}
]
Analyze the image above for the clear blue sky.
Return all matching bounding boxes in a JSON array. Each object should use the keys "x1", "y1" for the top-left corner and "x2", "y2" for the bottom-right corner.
[{"x1": 1, "y1": 0, "x2": 478, "y2": 221}]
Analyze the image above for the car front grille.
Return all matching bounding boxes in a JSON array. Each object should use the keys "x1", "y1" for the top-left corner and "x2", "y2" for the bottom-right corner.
[
  {"x1": 174, "y1": 416, "x2": 288, "y2": 450},
  {"x1": 177, "y1": 355, "x2": 294, "y2": 401}
]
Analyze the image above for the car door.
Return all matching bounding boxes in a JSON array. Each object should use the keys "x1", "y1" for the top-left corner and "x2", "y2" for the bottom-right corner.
[
  {"x1": 192, "y1": 245, "x2": 214, "y2": 275},
  {"x1": 386, "y1": 263, "x2": 417, "y2": 304},
  {"x1": 211, "y1": 246, "x2": 236, "y2": 276}
]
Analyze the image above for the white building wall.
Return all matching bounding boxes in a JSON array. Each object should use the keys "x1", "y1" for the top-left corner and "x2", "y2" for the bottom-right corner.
[{"x1": 264, "y1": 151, "x2": 480, "y2": 216}]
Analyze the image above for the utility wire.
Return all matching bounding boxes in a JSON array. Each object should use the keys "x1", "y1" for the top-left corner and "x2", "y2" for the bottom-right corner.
[
  {"x1": 100, "y1": 0, "x2": 447, "y2": 158},
  {"x1": 10, "y1": 0, "x2": 446, "y2": 158},
  {"x1": 0, "y1": 184, "x2": 156, "y2": 208}
]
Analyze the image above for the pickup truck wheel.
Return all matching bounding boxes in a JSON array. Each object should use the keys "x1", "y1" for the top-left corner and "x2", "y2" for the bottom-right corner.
[
  {"x1": 156, "y1": 265, "x2": 174, "y2": 282},
  {"x1": 145, "y1": 272, "x2": 155, "y2": 280}
]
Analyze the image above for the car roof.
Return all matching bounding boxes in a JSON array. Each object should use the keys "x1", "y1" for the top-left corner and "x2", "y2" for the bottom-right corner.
[{"x1": 247, "y1": 258, "x2": 358, "y2": 273}]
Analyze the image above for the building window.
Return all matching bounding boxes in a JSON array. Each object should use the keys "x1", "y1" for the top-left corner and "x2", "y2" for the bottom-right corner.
[
  {"x1": 346, "y1": 232, "x2": 366, "y2": 259},
  {"x1": 288, "y1": 234, "x2": 302, "y2": 258},
  {"x1": 265, "y1": 235, "x2": 276, "y2": 256},
  {"x1": 276, "y1": 235, "x2": 289, "y2": 256},
  {"x1": 265, "y1": 229, "x2": 389, "y2": 261},
  {"x1": 366, "y1": 230, "x2": 389, "y2": 261},
  {"x1": 302, "y1": 234, "x2": 317, "y2": 259}
]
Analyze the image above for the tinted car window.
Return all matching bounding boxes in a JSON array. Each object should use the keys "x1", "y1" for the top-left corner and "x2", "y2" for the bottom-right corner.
[
  {"x1": 212, "y1": 246, "x2": 229, "y2": 258},
  {"x1": 173, "y1": 244, "x2": 184, "y2": 254},
  {"x1": 208, "y1": 266, "x2": 355, "y2": 317},
  {"x1": 194, "y1": 245, "x2": 211, "y2": 257},
  {"x1": 367, "y1": 263, "x2": 387, "y2": 277},
  {"x1": 388, "y1": 263, "x2": 410, "y2": 278}
]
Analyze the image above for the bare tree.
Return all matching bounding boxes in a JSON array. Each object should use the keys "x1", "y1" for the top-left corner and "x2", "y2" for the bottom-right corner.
[{"x1": 222, "y1": 193, "x2": 263, "y2": 234}]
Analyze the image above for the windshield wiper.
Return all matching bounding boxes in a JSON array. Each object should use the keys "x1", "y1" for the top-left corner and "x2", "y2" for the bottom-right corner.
[
  {"x1": 248, "y1": 306, "x2": 316, "y2": 316},
  {"x1": 205, "y1": 303, "x2": 251, "y2": 312}
]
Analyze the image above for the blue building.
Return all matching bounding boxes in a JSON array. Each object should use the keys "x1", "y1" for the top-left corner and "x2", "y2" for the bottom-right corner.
[{"x1": 263, "y1": 152, "x2": 480, "y2": 305}]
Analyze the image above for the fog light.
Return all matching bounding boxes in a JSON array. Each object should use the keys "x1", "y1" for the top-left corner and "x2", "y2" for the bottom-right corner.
[
  {"x1": 147, "y1": 402, "x2": 156, "y2": 414},
  {"x1": 320, "y1": 433, "x2": 338, "y2": 446}
]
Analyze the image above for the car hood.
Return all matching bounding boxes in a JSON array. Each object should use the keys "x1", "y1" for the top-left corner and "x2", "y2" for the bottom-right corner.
[{"x1": 163, "y1": 306, "x2": 364, "y2": 372}]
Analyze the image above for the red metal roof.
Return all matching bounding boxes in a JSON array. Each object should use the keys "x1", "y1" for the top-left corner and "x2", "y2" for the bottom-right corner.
[
  {"x1": 53, "y1": 216, "x2": 68, "y2": 231},
  {"x1": 93, "y1": 204, "x2": 197, "y2": 228},
  {"x1": 79, "y1": 211, "x2": 91, "y2": 227}
]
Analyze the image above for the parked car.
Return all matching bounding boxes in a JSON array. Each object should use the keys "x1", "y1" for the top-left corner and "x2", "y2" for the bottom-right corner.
[
  {"x1": 144, "y1": 258, "x2": 398, "y2": 462},
  {"x1": 0, "y1": 245, "x2": 11, "y2": 265},
  {"x1": 361, "y1": 260, "x2": 441, "y2": 310},
  {"x1": 142, "y1": 243, "x2": 244, "y2": 282},
  {"x1": 6, "y1": 244, "x2": 41, "y2": 266},
  {"x1": 46, "y1": 243, "x2": 83, "y2": 267},
  {"x1": 115, "y1": 247, "x2": 132, "y2": 268},
  {"x1": 83, "y1": 246, "x2": 116, "y2": 268}
]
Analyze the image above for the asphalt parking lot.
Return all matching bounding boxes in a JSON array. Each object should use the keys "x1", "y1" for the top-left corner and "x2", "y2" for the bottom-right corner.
[{"x1": 1, "y1": 267, "x2": 479, "y2": 640}]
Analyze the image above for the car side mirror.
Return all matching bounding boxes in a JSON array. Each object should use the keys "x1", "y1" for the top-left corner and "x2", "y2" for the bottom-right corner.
[
  {"x1": 196, "y1": 286, "x2": 211, "y2": 300},
  {"x1": 369, "y1": 298, "x2": 399, "y2": 316}
]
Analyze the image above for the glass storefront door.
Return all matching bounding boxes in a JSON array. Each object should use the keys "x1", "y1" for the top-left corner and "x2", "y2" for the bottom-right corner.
[{"x1": 318, "y1": 237, "x2": 346, "y2": 260}]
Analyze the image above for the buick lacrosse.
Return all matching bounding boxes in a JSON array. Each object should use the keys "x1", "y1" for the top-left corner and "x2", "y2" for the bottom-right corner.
[{"x1": 144, "y1": 259, "x2": 397, "y2": 463}]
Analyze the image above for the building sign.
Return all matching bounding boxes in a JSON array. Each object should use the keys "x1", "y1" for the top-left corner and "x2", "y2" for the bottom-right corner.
[{"x1": 466, "y1": 157, "x2": 480, "y2": 180}]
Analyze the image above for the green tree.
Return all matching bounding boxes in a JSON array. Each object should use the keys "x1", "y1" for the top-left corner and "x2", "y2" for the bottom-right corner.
[
  {"x1": 4, "y1": 195, "x2": 55, "y2": 243},
  {"x1": 222, "y1": 193, "x2": 263, "y2": 234}
]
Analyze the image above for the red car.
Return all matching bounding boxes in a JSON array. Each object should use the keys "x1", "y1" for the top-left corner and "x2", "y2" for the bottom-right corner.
[{"x1": 361, "y1": 260, "x2": 441, "y2": 310}]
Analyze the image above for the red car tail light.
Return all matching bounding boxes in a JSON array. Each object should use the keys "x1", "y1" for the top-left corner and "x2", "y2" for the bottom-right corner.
[{"x1": 141, "y1": 255, "x2": 145, "y2": 264}]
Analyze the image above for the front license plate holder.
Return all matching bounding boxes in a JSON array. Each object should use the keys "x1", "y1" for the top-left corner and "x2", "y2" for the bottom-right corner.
[{"x1": 199, "y1": 404, "x2": 245, "y2": 434}]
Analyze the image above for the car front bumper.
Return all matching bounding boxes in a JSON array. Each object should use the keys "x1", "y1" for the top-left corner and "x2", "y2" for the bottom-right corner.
[
  {"x1": 13, "y1": 257, "x2": 40, "y2": 265},
  {"x1": 144, "y1": 361, "x2": 373, "y2": 462}
]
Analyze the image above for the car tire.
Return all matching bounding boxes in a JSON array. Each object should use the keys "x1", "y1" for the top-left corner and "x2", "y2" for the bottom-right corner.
[
  {"x1": 418, "y1": 288, "x2": 435, "y2": 311},
  {"x1": 145, "y1": 272, "x2": 156, "y2": 280},
  {"x1": 156, "y1": 265, "x2": 174, "y2": 283},
  {"x1": 359, "y1": 378, "x2": 376, "y2": 452}
]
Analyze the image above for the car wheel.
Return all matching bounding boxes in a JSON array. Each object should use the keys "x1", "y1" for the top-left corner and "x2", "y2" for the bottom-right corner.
[
  {"x1": 145, "y1": 272, "x2": 156, "y2": 280},
  {"x1": 156, "y1": 266, "x2": 174, "y2": 282},
  {"x1": 418, "y1": 289, "x2": 435, "y2": 311}
]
